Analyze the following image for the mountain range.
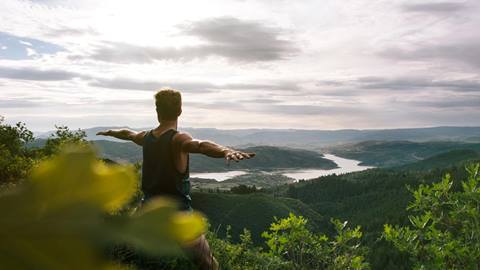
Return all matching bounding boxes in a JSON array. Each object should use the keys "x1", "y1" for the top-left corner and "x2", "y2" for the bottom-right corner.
[{"x1": 35, "y1": 126, "x2": 480, "y2": 148}]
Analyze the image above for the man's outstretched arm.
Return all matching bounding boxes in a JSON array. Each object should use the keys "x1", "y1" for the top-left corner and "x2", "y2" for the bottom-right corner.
[
  {"x1": 174, "y1": 133, "x2": 255, "y2": 163},
  {"x1": 96, "y1": 129, "x2": 146, "y2": 146}
]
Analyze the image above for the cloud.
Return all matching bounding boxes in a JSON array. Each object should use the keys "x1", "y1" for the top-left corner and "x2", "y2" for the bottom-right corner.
[
  {"x1": 181, "y1": 16, "x2": 298, "y2": 62},
  {"x1": 0, "y1": 66, "x2": 86, "y2": 81},
  {"x1": 89, "y1": 77, "x2": 216, "y2": 92},
  {"x1": 0, "y1": 64, "x2": 300, "y2": 93},
  {"x1": 45, "y1": 26, "x2": 98, "y2": 38},
  {"x1": 185, "y1": 99, "x2": 368, "y2": 117},
  {"x1": 408, "y1": 98, "x2": 480, "y2": 108},
  {"x1": 356, "y1": 76, "x2": 480, "y2": 92},
  {"x1": 240, "y1": 98, "x2": 282, "y2": 104},
  {"x1": 0, "y1": 99, "x2": 45, "y2": 109},
  {"x1": 316, "y1": 76, "x2": 480, "y2": 94},
  {"x1": 89, "y1": 17, "x2": 298, "y2": 64},
  {"x1": 401, "y1": 2, "x2": 467, "y2": 13},
  {"x1": 0, "y1": 31, "x2": 64, "y2": 60},
  {"x1": 379, "y1": 43, "x2": 480, "y2": 69},
  {"x1": 223, "y1": 82, "x2": 301, "y2": 91},
  {"x1": 90, "y1": 77, "x2": 301, "y2": 92},
  {"x1": 88, "y1": 42, "x2": 185, "y2": 64},
  {"x1": 257, "y1": 104, "x2": 369, "y2": 116}
]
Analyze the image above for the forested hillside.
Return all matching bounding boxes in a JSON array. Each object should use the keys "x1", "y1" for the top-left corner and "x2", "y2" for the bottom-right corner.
[
  {"x1": 329, "y1": 140, "x2": 480, "y2": 167},
  {"x1": 273, "y1": 153, "x2": 479, "y2": 269},
  {"x1": 191, "y1": 192, "x2": 330, "y2": 244},
  {"x1": 191, "y1": 172, "x2": 295, "y2": 190}
]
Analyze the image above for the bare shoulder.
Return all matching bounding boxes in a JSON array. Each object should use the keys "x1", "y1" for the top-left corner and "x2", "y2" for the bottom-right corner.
[
  {"x1": 132, "y1": 130, "x2": 147, "y2": 145},
  {"x1": 172, "y1": 131, "x2": 194, "y2": 144}
]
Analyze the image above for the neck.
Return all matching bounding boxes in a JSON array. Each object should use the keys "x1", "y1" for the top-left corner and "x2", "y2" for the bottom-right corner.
[{"x1": 158, "y1": 120, "x2": 178, "y2": 130}]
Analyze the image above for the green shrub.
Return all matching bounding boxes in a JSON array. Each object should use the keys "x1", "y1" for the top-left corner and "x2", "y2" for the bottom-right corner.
[
  {"x1": 384, "y1": 163, "x2": 480, "y2": 269},
  {"x1": 207, "y1": 226, "x2": 289, "y2": 270},
  {"x1": 262, "y1": 213, "x2": 369, "y2": 270}
]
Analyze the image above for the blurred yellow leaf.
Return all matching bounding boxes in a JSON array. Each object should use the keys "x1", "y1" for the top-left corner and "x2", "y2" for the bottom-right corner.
[
  {"x1": 0, "y1": 145, "x2": 206, "y2": 270},
  {"x1": 30, "y1": 145, "x2": 137, "y2": 213},
  {"x1": 111, "y1": 198, "x2": 207, "y2": 255}
]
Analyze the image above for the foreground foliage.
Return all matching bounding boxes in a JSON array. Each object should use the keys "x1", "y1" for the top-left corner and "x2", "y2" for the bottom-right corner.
[
  {"x1": 384, "y1": 164, "x2": 480, "y2": 269},
  {"x1": 262, "y1": 214, "x2": 369, "y2": 270},
  {"x1": 204, "y1": 214, "x2": 369, "y2": 270},
  {"x1": 0, "y1": 146, "x2": 205, "y2": 270}
]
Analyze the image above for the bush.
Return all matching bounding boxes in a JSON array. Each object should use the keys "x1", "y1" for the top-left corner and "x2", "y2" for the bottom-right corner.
[
  {"x1": 207, "y1": 226, "x2": 289, "y2": 270},
  {"x1": 384, "y1": 163, "x2": 480, "y2": 269},
  {"x1": 262, "y1": 213, "x2": 369, "y2": 270}
]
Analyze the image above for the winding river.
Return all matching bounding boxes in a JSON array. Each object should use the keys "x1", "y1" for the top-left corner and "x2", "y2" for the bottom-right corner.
[{"x1": 190, "y1": 154, "x2": 374, "y2": 182}]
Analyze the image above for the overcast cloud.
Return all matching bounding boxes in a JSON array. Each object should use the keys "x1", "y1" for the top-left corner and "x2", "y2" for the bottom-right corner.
[
  {"x1": 89, "y1": 17, "x2": 297, "y2": 64},
  {"x1": 0, "y1": 0, "x2": 479, "y2": 131}
]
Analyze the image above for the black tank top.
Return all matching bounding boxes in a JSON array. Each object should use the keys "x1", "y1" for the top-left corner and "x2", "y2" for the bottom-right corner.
[{"x1": 141, "y1": 129, "x2": 191, "y2": 210}]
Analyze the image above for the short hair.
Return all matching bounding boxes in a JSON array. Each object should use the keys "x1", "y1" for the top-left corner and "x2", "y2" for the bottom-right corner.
[{"x1": 154, "y1": 88, "x2": 182, "y2": 121}]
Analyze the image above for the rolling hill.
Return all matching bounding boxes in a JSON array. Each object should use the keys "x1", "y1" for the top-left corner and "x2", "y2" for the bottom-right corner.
[
  {"x1": 91, "y1": 142, "x2": 338, "y2": 172},
  {"x1": 397, "y1": 149, "x2": 480, "y2": 171},
  {"x1": 328, "y1": 140, "x2": 480, "y2": 167}
]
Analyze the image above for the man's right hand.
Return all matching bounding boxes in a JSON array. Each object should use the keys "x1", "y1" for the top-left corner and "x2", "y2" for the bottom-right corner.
[{"x1": 224, "y1": 149, "x2": 255, "y2": 164}]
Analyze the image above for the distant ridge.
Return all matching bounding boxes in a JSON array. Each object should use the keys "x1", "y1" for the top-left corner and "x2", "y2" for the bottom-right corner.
[{"x1": 36, "y1": 126, "x2": 480, "y2": 148}]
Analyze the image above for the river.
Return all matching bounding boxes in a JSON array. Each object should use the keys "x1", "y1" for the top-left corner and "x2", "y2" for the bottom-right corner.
[
  {"x1": 280, "y1": 154, "x2": 374, "y2": 181},
  {"x1": 190, "y1": 154, "x2": 374, "y2": 182}
]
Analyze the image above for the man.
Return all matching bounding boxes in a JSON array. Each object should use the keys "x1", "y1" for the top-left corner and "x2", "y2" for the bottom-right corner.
[{"x1": 97, "y1": 88, "x2": 255, "y2": 270}]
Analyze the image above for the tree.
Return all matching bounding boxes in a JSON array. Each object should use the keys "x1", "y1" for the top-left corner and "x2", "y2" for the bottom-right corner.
[
  {"x1": 384, "y1": 163, "x2": 480, "y2": 269},
  {"x1": 0, "y1": 116, "x2": 34, "y2": 184},
  {"x1": 43, "y1": 125, "x2": 87, "y2": 156},
  {"x1": 230, "y1": 184, "x2": 257, "y2": 194}
]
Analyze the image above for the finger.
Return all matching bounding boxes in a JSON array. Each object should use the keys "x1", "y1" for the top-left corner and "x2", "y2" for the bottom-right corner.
[
  {"x1": 239, "y1": 152, "x2": 249, "y2": 159},
  {"x1": 240, "y1": 153, "x2": 250, "y2": 159},
  {"x1": 231, "y1": 154, "x2": 239, "y2": 162},
  {"x1": 236, "y1": 153, "x2": 244, "y2": 160},
  {"x1": 225, "y1": 156, "x2": 231, "y2": 166},
  {"x1": 247, "y1": 152, "x2": 256, "y2": 157}
]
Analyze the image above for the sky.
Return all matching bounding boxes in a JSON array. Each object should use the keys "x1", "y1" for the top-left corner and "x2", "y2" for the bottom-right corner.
[{"x1": 0, "y1": 0, "x2": 479, "y2": 131}]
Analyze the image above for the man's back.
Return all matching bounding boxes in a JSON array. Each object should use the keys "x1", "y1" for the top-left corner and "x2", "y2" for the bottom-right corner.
[
  {"x1": 96, "y1": 88, "x2": 254, "y2": 270},
  {"x1": 142, "y1": 128, "x2": 191, "y2": 210}
]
